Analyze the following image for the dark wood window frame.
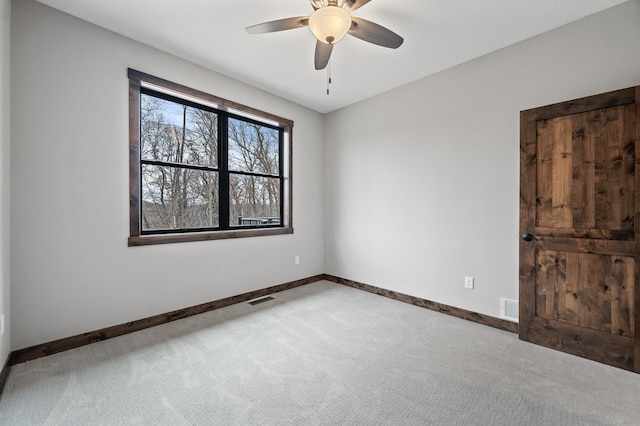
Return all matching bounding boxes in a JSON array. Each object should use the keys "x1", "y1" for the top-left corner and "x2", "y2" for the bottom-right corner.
[{"x1": 128, "y1": 69, "x2": 293, "y2": 246}]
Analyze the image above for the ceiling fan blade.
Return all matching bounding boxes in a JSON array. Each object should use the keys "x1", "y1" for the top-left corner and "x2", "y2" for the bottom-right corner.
[
  {"x1": 246, "y1": 17, "x2": 309, "y2": 34},
  {"x1": 342, "y1": 0, "x2": 371, "y2": 12},
  {"x1": 314, "y1": 40, "x2": 333, "y2": 70},
  {"x1": 348, "y1": 17, "x2": 403, "y2": 49}
]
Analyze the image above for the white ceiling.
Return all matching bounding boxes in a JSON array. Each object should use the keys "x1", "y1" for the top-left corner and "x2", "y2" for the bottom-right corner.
[{"x1": 35, "y1": 0, "x2": 628, "y2": 114}]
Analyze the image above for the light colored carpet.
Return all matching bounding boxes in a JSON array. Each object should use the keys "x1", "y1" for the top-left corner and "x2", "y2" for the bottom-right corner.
[{"x1": 1, "y1": 281, "x2": 639, "y2": 425}]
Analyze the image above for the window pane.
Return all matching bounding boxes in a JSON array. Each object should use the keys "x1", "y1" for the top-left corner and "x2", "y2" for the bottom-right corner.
[
  {"x1": 142, "y1": 164, "x2": 219, "y2": 230},
  {"x1": 228, "y1": 118, "x2": 279, "y2": 175},
  {"x1": 230, "y1": 174, "x2": 280, "y2": 226},
  {"x1": 141, "y1": 94, "x2": 218, "y2": 167}
]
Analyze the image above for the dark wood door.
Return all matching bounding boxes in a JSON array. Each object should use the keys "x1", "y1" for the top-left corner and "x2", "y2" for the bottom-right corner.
[{"x1": 520, "y1": 87, "x2": 640, "y2": 372}]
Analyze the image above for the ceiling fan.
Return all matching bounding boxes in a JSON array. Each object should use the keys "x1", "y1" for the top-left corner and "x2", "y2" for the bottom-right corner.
[{"x1": 246, "y1": 0, "x2": 404, "y2": 70}]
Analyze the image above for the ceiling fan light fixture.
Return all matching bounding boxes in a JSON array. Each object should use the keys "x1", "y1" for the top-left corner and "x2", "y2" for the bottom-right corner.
[{"x1": 309, "y1": 6, "x2": 351, "y2": 44}]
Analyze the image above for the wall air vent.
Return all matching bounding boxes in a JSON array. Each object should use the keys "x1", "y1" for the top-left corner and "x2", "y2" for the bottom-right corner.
[{"x1": 500, "y1": 298, "x2": 518, "y2": 323}]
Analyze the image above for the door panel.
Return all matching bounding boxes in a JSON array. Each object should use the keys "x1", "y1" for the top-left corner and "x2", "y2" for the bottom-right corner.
[
  {"x1": 535, "y1": 250, "x2": 634, "y2": 337},
  {"x1": 536, "y1": 105, "x2": 635, "y2": 232},
  {"x1": 520, "y1": 86, "x2": 640, "y2": 373}
]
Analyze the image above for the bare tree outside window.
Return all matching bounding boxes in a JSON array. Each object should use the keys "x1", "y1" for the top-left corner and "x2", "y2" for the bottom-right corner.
[
  {"x1": 137, "y1": 88, "x2": 284, "y2": 233},
  {"x1": 128, "y1": 69, "x2": 292, "y2": 246},
  {"x1": 140, "y1": 94, "x2": 220, "y2": 230},
  {"x1": 228, "y1": 118, "x2": 281, "y2": 226}
]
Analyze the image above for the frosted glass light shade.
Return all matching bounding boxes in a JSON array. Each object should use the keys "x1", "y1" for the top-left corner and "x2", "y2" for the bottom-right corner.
[{"x1": 309, "y1": 6, "x2": 351, "y2": 44}]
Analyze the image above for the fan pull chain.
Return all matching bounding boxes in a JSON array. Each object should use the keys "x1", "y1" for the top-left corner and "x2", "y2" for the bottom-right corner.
[{"x1": 326, "y1": 59, "x2": 332, "y2": 95}]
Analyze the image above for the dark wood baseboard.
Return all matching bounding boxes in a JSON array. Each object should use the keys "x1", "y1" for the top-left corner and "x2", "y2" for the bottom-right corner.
[
  {"x1": 9, "y1": 274, "x2": 324, "y2": 366},
  {"x1": 323, "y1": 274, "x2": 519, "y2": 334},
  {"x1": 0, "y1": 353, "x2": 10, "y2": 399},
  {"x1": 8, "y1": 273, "x2": 518, "y2": 367}
]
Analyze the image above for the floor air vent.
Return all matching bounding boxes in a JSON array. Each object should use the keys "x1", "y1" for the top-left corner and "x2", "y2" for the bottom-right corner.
[{"x1": 248, "y1": 296, "x2": 275, "y2": 306}]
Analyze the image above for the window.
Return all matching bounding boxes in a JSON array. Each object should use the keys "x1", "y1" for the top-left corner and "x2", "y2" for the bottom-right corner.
[{"x1": 128, "y1": 69, "x2": 293, "y2": 246}]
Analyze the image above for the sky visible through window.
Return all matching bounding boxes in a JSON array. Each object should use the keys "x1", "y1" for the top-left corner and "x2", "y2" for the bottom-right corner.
[{"x1": 139, "y1": 92, "x2": 281, "y2": 231}]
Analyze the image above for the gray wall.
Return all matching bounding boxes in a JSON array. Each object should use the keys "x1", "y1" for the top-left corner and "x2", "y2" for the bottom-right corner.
[
  {"x1": 324, "y1": 1, "x2": 640, "y2": 320},
  {"x1": 1, "y1": 0, "x2": 10, "y2": 364},
  {"x1": 10, "y1": 0, "x2": 325, "y2": 350},
  {"x1": 9, "y1": 0, "x2": 640, "y2": 352}
]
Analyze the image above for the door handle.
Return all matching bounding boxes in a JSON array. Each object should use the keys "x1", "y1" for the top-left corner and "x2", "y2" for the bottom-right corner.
[{"x1": 522, "y1": 233, "x2": 536, "y2": 242}]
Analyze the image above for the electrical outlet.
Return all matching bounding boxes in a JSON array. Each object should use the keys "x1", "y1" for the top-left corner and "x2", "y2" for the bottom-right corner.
[
  {"x1": 464, "y1": 276, "x2": 474, "y2": 289},
  {"x1": 295, "y1": 256, "x2": 300, "y2": 265}
]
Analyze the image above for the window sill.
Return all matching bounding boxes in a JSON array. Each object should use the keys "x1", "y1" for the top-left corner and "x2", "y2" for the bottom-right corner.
[{"x1": 128, "y1": 227, "x2": 294, "y2": 247}]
